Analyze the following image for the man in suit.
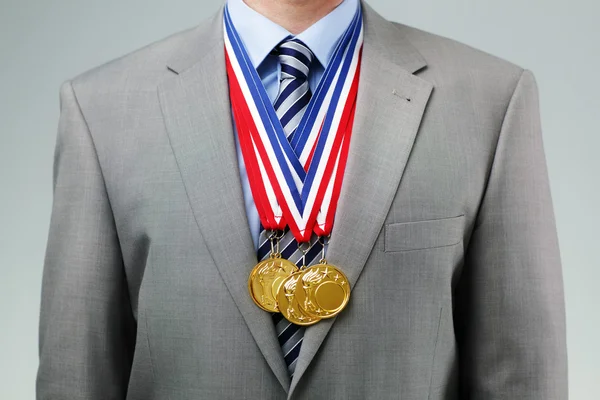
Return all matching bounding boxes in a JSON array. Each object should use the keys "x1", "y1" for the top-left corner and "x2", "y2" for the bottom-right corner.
[{"x1": 36, "y1": 0, "x2": 568, "y2": 398}]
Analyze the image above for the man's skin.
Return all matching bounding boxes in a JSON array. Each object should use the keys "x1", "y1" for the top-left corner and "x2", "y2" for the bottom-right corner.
[{"x1": 244, "y1": 0, "x2": 344, "y2": 34}]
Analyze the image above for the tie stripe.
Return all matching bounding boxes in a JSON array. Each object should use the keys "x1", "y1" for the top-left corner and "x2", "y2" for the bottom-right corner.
[
  {"x1": 280, "y1": 55, "x2": 310, "y2": 76},
  {"x1": 273, "y1": 79, "x2": 303, "y2": 109},
  {"x1": 274, "y1": 37, "x2": 315, "y2": 141},
  {"x1": 275, "y1": 81, "x2": 310, "y2": 119},
  {"x1": 277, "y1": 48, "x2": 312, "y2": 67},
  {"x1": 280, "y1": 39, "x2": 314, "y2": 61},
  {"x1": 280, "y1": 102, "x2": 310, "y2": 134}
]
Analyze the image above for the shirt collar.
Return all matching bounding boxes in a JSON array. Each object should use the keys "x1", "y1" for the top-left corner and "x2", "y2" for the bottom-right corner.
[{"x1": 226, "y1": 0, "x2": 359, "y2": 69}]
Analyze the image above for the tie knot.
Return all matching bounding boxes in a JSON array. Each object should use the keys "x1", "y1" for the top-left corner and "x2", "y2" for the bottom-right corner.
[{"x1": 276, "y1": 38, "x2": 314, "y2": 81}]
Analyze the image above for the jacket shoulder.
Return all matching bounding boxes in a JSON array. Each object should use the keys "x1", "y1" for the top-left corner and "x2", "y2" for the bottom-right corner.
[
  {"x1": 392, "y1": 22, "x2": 526, "y2": 88},
  {"x1": 391, "y1": 21, "x2": 535, "y2": 123},
  {"x1": 66, "y1": 23, "x2": 200, "y2": 94}
]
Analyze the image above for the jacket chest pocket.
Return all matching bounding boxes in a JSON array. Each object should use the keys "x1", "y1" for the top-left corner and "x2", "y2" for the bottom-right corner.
[{"x1": 384, "y1": 214, "x2": 465, "y2": 252}]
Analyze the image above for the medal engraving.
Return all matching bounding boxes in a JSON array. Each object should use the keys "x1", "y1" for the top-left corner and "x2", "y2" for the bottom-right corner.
[
  {"x1": 276, "y1": 272, "x2": 321, "y2": 326},
  {"x1": 248, "y1": 255, "x2": 299, "y2": 313}
]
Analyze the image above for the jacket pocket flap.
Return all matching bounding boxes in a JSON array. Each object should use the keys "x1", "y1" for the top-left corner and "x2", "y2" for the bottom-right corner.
[{"x1": 384, "y1": 214, "x2": 465, "y2": 252}]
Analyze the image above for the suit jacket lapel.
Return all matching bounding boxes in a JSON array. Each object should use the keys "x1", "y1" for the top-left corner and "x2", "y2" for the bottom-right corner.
[
  {"x1": 288, "y1": 2, "x2": 434, "y2": 396},
  {"x1": 157, "y1": 7, "x2": 291, "y2": 392}
]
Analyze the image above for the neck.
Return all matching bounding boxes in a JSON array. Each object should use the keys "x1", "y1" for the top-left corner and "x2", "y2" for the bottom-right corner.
[{"x1": 242, "y1": 0, "x2": 344, "y2": 35}]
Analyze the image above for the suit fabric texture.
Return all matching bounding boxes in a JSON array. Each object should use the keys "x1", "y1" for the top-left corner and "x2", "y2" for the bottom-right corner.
[{"x1": 37, "y1": 1, "x2": 568, "y2": 399}]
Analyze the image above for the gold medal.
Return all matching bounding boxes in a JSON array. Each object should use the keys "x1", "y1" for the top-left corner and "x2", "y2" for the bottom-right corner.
[
  {"x1": 295, "y1": 259, "x2": 350, "y2": 319},
  {"x1": 248, "y1": 253, "x2": 299, "y2": 313},
  {"x1": 276, "y1": 272, "x2": 321, "y2": 326}
]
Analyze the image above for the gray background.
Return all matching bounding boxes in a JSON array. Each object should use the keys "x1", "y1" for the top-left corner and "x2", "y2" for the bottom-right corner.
[{"x1": 0, "y1": 0, "x2": 597, "y2": 398}]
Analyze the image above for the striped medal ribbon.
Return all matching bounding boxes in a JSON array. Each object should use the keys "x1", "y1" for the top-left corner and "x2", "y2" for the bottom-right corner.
[{"x1": 224, "y1": 3, "x2": 363, "y2": 326}]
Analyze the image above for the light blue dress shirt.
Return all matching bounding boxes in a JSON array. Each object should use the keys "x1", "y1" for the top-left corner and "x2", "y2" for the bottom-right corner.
[{"x1": 227, "y1": 0, "x2": 359, "y2": 250}]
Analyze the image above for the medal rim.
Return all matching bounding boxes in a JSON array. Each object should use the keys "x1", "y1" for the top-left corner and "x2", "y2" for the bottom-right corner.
[{"x1": 295, "y1": 262, "x2": 351, "y2": 319}]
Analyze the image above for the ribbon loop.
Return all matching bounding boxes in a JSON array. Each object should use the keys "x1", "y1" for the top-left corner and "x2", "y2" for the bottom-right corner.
[{"x1": 224, "y1": 3, "x2": 364, "y2": 242}]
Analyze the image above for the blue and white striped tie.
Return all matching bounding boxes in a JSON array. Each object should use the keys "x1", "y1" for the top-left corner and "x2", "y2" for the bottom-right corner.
[
  {"x1": 257, "y1": 37, "x2": 321, "y2": 377},
  {"x1": 274, "y1": 37, "x2": 315, "y2": 142}
]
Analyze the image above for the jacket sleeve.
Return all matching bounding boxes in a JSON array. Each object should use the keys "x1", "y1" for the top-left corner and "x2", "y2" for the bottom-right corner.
[
  {"x1": 36, "y1": 80, "x2": 136, "y2": 399},
  {"x1": 455, "y1": 69, "x2": 568, "y2": 399}
]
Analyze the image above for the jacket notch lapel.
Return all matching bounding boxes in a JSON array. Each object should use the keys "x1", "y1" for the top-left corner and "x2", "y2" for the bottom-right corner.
[
  {"x1": 157, "y1": 7, "x2": 291, "y2": 392},
  {"x1": 287, "y1": 3, "x2": 434, "y2": 397}
]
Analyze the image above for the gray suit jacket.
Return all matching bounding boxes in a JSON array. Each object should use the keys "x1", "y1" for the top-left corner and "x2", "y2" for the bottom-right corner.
[{"x1": 37, "y1": 2, "x2": 568, "y2": 399}]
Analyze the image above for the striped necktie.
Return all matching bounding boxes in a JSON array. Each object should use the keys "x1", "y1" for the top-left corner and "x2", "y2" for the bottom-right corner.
[
  {"x1": 274, "y1": 37, "x2": 315, "y2": 142},
  {"x1": 256, "y1": 37, "x2": 323, "y2": 377}
]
